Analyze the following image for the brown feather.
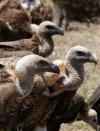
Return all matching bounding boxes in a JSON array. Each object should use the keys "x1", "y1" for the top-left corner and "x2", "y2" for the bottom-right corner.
[
  {"x1": 0, "y1": 8, "x2": 31, "y2": 31},
  {"x1": 31, "y1": 3, "x2": 53, "y2": 25}
]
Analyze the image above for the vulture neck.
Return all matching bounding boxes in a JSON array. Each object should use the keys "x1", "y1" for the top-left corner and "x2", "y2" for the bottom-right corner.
[
  {"x1": 15, "y1": 66, "x2": 35, "y2": 96},
  {"x1": 64, "y1": 61, "x2": 84, "y2": 90},
  {"x1": 38, "y1": 36, "x2": 54, "y2": 57},
  {"x1": 43, "y1": 61, "x2": 84, "y2": 98}
]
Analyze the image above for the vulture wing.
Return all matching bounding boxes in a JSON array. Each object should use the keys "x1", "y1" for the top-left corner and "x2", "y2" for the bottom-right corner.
[{"x1": 88, "y1": 85, "x2": 100, "y2": 107}]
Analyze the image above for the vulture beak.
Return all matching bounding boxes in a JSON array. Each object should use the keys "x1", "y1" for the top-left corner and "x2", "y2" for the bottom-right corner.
[
  {"x1": 89, "y1": 53, "x2": 97, "y2": 64},
  {"x1": 54, "y1": 26, "x2": 64, "y2": 36},
  {"x1": 48, "y1": 64, "x2": 60, "y2": 74}
]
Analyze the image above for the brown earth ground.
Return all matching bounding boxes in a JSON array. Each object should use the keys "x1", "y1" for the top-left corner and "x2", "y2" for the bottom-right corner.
[{"x1": 49, "y1": 21, "x2": 100, "y2": 131}]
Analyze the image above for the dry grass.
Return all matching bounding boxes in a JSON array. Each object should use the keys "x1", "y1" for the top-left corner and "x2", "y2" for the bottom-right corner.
[{"x1": 48, "y1": 22, "x2": 100, "y2": 131}]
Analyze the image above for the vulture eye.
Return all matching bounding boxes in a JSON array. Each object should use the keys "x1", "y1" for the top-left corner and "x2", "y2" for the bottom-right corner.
[
  {"x1": 77, "y1": 51, "x2": 85, "y2": 56},
  {"x1": 46, "y1": 25, "x2": 54, "y2": 30},
  {"x1": 38, "y1": 60, "x2": 48, "y2": 66}
]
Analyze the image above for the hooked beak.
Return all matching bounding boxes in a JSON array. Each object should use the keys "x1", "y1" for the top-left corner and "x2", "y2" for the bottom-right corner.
[
  {"x1": 48, "y1": 64, "x2": 60, "y2": 74},
  {"x1": 89, "y1": 54, "x2": 97, "y2": 64},
  {"x1": 54, "y1": 26, "x2": 64, "y2": 36}
]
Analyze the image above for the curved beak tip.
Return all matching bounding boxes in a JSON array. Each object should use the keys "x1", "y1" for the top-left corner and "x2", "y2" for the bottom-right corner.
[
  {"x1": 53, "y1": 65, "x2": 60, "y2": 74},
  {"x1": 92, "y1": 54, "x2": 98, "y2": 65},
  {"x1": 55, "y1": 27, "x2": 64, "y2": 36},
  {"x1": 60, "y1": 29, "x2": 64, "y2": 36}
]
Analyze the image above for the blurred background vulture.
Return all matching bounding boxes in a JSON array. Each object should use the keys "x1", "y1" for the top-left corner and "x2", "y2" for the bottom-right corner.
[
  {"x1": 47, "y1": 94, "x2": 98, "y2": 131},
  {"x1": 0, "y1": 21, "x2": 64, "y2": 58},
  {"x1": 0, "y1": 0, "x2": 54, "y2": 41}
]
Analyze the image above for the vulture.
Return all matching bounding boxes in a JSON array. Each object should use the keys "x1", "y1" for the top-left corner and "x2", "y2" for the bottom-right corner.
[
  {"x1": 0, "y1": 0, "x2": 21, "y2": 10},
  {"x1": 0, "y1": 21, "x2": 64, "y2": 58},
  {"x1": 31, "y1": 3, "x2": 53, "y2": 25},
  {"x1": 47, "y1": 94, "x2": 98, "y2": 131},
  {"x1": 20, "y1": 0, "x2": 42, "y2": 11},
  {"x1": 43, "y1": 46, "x2": 98, "y2": 130},
  {"x1": 0, "y1": 45, "x2": 97, "y2": 131},
  {"x1": 0, "y1": 0, "x2": 54, "y2": 41},
  {"x1": 0, "y1": 0, "x2": 41, "y2": 10},
  {"x1": 0, "y1": 6, "x2": 34, "y2": 41},
  {"x1": 0, "y1": 54, "x2": 60, "y2": 131},
  {"x1": 88, "y1": 85, "x2": 100, "y2": 126},
  {"x1": 20, "y1": 0, "x2": 53, "y2": 25},
  {"x1": 42, "y1": 46, "x2": 97, "y2": 97},
  {"x1": 52, "y1": 0, "x2": 100, "y2": 30}
]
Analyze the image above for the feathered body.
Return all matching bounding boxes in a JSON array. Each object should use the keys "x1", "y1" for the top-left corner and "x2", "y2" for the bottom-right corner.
[
  {"x1": 0, "y1": 46, "x2": 97, "y2": 131},
  {"x1": 0, "y1": 0, "x2": 21, "y2": 11},
  {"x1": 88, "y1": 85, "x2": 100, "y2": 125},
  {"x1": 0, "y1": 7, "x2": 32, "y2": 41},
  {"x1": 0, "y1": 21, "x2": 64, "y2": 57},
  {"x1": 0, "y1": 79, "x2": 61, "y2": 130},
  {"x1": 0, "y1": 54, "x2": 60, "y2": 130},
  {"x1": 0, "y1": 8, "x2": 31, "y2": 30},
  {"x1": 31, "y1": 3, "x2": 53, "y2": 25},
  {"x1": 47, "y1": 93, "x2": 98, "y2": 131},
  {"x1": 0, "y1": 34, "x2": 39, "y2": 58}
]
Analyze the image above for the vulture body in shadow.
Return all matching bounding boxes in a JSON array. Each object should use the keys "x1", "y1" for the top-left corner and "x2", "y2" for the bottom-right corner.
[
  {"x1": 88, "y1": 85, "x2": 100, "y2": 125},
  {"x1": 0, "y1": 21, "x2": 64, "y2": 58},
  {"x1": 47, "y1": 94, "x2": 98, "y2": 131}
]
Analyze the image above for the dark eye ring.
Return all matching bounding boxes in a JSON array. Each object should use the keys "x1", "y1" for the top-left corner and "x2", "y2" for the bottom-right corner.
[
  {"x1": 46, "y1": 25, "x2": 54, "y2": 29},
  {"x1": 77, "y1": 51, "x2": 85, "y2": 56},
  {"x1": 38, "y1": 60, "x2": 48, "y2": 66}
]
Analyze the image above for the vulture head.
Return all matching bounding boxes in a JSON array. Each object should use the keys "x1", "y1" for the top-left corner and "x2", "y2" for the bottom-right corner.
[
  {"x1": 80, "y1": 109, "x2": 98, "y2": 130},
  {"x1": 37, "y1": 21, "x2": 64, "y2": 37},
  {"x1": 43, "y1": 46, "x2": 97, "y2": 87},
  {"x1": 15, "y1": 54, "x2": 60, "y2": 95},
  {"x1": 66, "y1": 45, "x2": 97, "y2": 65},
  {"x1": 43, "y1": 46, "x2": 97, "y2": 97}
]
